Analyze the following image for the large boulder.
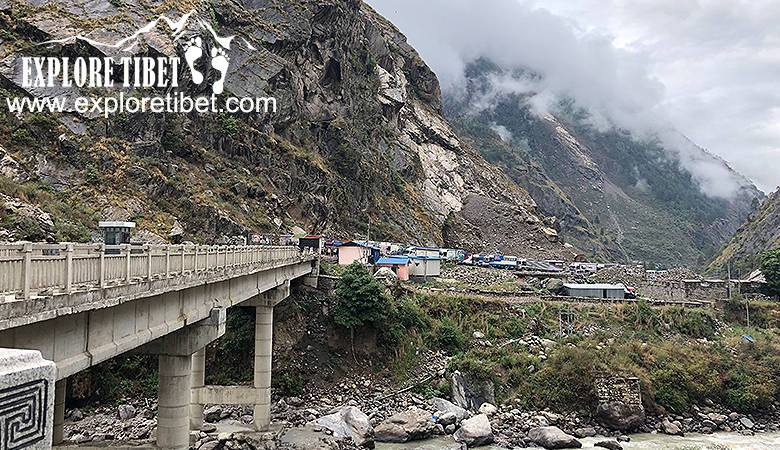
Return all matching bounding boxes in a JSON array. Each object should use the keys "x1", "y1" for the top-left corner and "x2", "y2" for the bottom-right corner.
[
  {"x1": 451, "y1": 371, "x2": 495, "y2": 411},
  {"x1": 595, "y1": 401, "x2": 645, "y2": 431},
  {"x1": 527, "y1": 426, "x2": 582, "y2": 449},
  {"x1": 432, "y1": 397, "x2": 469, "y2": 424},
  {"x1": 312, "y1": 406, "x2": 374, "y2": 448},
  {"x1": 661, "y1": 419, "x2": 683, "y2": 436},
  {"x1": 453, "y1": 414, "x2": 494, "y2": 447},
  {"x1": 374, "y1": 407, "x2": 437, "y2": 443}
]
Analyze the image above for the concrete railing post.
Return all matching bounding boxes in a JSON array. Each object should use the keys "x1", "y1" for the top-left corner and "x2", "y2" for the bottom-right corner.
[
  {"x1": 22, "y1": 242, "x2": 32, "y2": 300},
  {"x1": 180, "y1": 245, "x2": 186, "y2": 275},
  {"x1": 165, "y1": 246, "x2": 171, "y2": 278},
  {"x1": 193, "y1": 246, "x2": 199, "y2": 273},
  {"x1": 65, "y1": 243, "x2": 74, "y2": 294},
  {"x1": 124, "y1": 244, "x2": 132, "y2": 283},
  {"x1": 158, "y1": 355, "x2": 192, "y2": 450},
  {"x1": 190, "y1": 349, "x2": 205, "y2": 430},
  {"x1": 254, "y1": 305, "x2": 273, "y2": 430},
  {"x1": 99, "y1": 244, "x2": 106, "y2": 288},
  {"x1": 53, "y1": 378, "x2": 66, "y2": 444},
  {"x1": 147, "y1": 244, "x2": 153, "y2": 280}
]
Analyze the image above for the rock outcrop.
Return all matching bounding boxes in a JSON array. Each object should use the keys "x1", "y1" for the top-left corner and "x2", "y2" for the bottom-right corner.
[
  {"x1": 451, "y1": 371, "x2": 495, "y2": 412},
  {"x1": 0, "y1": 0, "x2": 572, "y2": 260}
]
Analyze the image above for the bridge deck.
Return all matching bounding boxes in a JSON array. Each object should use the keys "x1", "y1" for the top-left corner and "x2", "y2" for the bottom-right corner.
[{"x1": 0, "y1": 243, "x2": 315, "y2": 329}]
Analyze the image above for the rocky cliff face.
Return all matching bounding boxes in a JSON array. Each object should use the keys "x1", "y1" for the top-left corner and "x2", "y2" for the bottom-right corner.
[
  {"x1": 0, "y1": 0, "x2": 571, "y2": 258},
  {"x1": 444, "y1": 59, "x2": 763, "y2": 268},
  {"x1": 708, "y1": 189, "x2": 780, "y2": 276}
]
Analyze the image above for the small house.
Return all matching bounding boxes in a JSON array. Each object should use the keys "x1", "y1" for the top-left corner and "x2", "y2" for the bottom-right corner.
[
  {"x1": 563, "y1": 283, "x2": 626, "y2": 299},
  {"x1": 298, "y1": 235, "x2": 323, "y2": 253},
  {"x1": 376, "y1": 256, "x2": 411, "y2": 281},
  {"x1": 408, "y1": 255, "x2": 441, "y2": 278},
  {"x1": 337, "y1": 241, "x2": 380, "y2": 265}
]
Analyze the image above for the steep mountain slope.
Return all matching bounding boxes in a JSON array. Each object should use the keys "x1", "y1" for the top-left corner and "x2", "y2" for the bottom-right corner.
[
  {"x1": 708, "y1": 189, "x2": 780, "y2": 276},
  {"x1": 444, "y1": 60, "x2": 763, "y2": 268},
  {"x1": 0, "y1": 0, "x2": 571, "y2": 259}
]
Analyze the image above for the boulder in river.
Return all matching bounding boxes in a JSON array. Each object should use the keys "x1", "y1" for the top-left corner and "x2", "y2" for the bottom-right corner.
[
  {"x1": 661, "y1": 419, "x2": 683, "y2": 436},
  {"x1": 527, "y1": 426, "x2": 582, "y2": 449},
  {"x1": 595, "y1": 401, "x2": 645, "y2": 431},
  {"x1": 594, "y1": 440, "x2": 623, "y2": 450},
  {"x1": 375, "y1": 407, "x2": 437, "y2": 443},
  {"x1": 432, "y1": 397, "x2": 469, "y2": 424},
  {"x1": 451, "y1": 371, "x2": 495, "y2": 412},
  {"x1": 453, "y1": 413, "x2": 494, "y2": 447},
  {"x1": 312, "y1": 406, "x2": 374, "y2": 448}
]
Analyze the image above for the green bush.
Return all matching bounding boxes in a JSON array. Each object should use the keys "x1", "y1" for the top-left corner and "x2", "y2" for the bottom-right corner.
[
  {"x1": 760, "y1": 248, "x2": 780, "y2": 296},
  {"x1": 432, "y1": 317, "x2": 467, "y2": 353},
  {"x1": 725, "y1": 365, "x2": 775, "y2": 413},
  {"x1": 274, "y1": 371, "x2": 305, "y2": 397},
  {"x1": 333, "y1": 262, "x2": 388, "y2": 330},
  {"x1": 651, "y1": 365, "x2": 692, "y2": 412}
]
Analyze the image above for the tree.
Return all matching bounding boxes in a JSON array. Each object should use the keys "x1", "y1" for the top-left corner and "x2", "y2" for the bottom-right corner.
[
  {"x1": 760, "y1": 248, "x2": 780, "y2": 296},
  {"x1": 333, "y1": 262, "x2": 388, "y2": 355}
]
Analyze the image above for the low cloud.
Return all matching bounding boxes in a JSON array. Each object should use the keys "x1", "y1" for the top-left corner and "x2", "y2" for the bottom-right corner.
[{"x1": 366, "y1": 0, "x2": 771, "y2": 196}]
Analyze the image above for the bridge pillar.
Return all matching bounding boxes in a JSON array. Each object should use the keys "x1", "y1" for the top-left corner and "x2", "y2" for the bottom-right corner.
[
  {"x1": 190, "y1": 348, "x2": 206, "y2": 430},
  {"x1": 158, "y1": 354, "x2": 192, "y2": 450},
  {"x1": 137, "y1": 308, "x2": 226, "y2": 448},
  {"x1": 253, "y1": 303, "x2": 273, "y2": 430},
  {"x1": 53, "y1": 378, "x2": 66, "y2": 444}
]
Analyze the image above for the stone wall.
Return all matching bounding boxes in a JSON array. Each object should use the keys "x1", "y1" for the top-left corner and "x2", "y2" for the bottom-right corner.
[
  {"x1": 684, "y1": 281, "x2": 731, "y2": 302},
  {"x1": 595, "y1": 376, "x2": 642, "y2": 407}
]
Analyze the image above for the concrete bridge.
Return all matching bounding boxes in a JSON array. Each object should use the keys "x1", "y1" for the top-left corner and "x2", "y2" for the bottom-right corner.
[{"x1": 0, "y1": 242, "x2": 317, "y2": 449}]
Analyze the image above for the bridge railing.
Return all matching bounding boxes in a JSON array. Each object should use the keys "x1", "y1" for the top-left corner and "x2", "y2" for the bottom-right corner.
[{"x1": 0, "y1": 243, "x2": 307, "y2": 300}]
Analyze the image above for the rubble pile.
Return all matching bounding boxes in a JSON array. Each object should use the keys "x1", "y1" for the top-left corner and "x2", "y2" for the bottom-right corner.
[
  {"x1": 440, "y1": 265, "x2": 516, "y2": 287},
  {"x1": 590, "y1": 266, "x2": 698, "y2": 286}
]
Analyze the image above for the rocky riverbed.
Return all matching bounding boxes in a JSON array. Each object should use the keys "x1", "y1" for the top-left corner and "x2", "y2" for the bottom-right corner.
[{"x1": 61, "y1": 365, "x2": 780, "y2": 450}]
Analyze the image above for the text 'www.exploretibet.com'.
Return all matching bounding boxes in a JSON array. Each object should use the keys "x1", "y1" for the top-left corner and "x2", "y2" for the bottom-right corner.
[{"x1": 5, "y1": 93, "x2": 278, "y2": 118}]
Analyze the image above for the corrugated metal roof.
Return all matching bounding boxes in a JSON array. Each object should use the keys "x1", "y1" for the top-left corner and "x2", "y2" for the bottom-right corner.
[
  {"x1": 564, "y1": 283, "x2": 626, "y2": 290},
  {"x1": 377, "y1": 256, "x2": 410, "y2": 265}
]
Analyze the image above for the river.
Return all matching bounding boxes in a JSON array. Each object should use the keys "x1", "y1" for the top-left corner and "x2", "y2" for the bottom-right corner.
[{"x1": 375, "y1": 432, "x2": 780, "y2": 450}]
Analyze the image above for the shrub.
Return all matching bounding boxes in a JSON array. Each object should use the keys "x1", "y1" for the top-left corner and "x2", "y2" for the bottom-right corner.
[
  {"x1": 760, "y1": 248, "x2": 780, "y2": 296},
  {"x1": 333, "y1": 263, "x2": 388, "y2": 330},
  {"x1": 432, "y1": 317, "x2": 467, "y2": 353}
]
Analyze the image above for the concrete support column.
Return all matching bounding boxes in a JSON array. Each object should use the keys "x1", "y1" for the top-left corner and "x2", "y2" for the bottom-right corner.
[
  {"x1": 190, "y1": 348, "x2": 206, "y2": 430},
  {"x1": 253, "y1": 304, "x2": 273, "y2": 430},
  {"x1": 158, "y1": 355, "x2": 192, "y2": 450},
  {"x1": 53, "y1": 378, "x2": 66, "y2": 444}
]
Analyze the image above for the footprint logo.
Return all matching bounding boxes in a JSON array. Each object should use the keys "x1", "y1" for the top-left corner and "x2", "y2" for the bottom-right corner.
[
  {"x1": 182, "y1": 37, "x2": 204, "y2": 85},
  {"x1": 210, "y1": 46, "x2": 230, "y2": 95}
]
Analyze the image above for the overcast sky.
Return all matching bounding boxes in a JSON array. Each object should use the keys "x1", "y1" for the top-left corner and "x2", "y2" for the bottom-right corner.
[{"x1": 366, "y1": 0, "x2": 780, "y2": 193}]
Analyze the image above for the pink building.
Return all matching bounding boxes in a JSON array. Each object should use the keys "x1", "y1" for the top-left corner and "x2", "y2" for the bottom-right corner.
[
  {"x1": 375, "y1": 256, "x2": 411, "y2": 281},
  {"x1": 337, "y1": 242, "x2": 372, "y2": 265}
]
